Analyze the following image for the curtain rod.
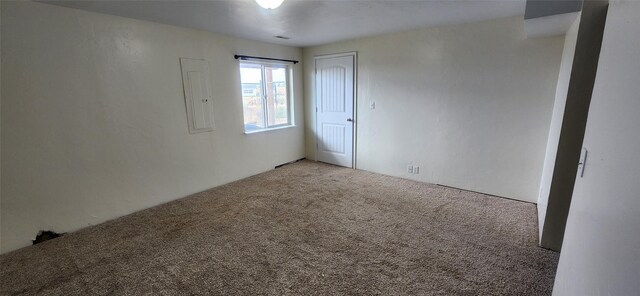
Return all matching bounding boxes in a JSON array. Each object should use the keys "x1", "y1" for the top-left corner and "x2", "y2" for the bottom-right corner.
[{"x1": 234, "y1": 55, "x2": 299, "y2": 64}]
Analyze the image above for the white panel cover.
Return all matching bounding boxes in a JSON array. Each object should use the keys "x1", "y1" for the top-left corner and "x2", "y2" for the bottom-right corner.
[{"x1": 180, "y1": 58, "x2": 215, "y2": 133}]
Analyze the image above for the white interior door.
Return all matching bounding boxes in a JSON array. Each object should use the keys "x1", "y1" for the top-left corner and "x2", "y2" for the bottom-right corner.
[{"x1": 315, "y1": 54, "x2": 355, "y2": 167}]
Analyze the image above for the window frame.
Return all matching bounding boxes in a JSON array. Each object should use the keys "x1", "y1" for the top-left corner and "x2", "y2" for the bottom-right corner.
[{"x1": 239, "y1": 60, "x2": 294, "y2": 134}]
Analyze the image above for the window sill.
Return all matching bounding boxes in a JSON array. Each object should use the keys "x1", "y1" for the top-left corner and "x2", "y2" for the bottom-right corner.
[{"x1": 244, "y1": 124, "x2": 296, "y2": 135}]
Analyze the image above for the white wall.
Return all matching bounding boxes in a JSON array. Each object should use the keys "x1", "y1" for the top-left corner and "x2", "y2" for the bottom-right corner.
[
  {"x1": 303, "y1": 16, "x2": 564, "y2": 202},
  {"x1": 553, "y1": 1, "x2": 640, "y2": 294},
  {"x1": 537, "y1": 16, "x2": 580, "y2": 238},
  {"x1": 0, "y1": 1, "x2": 304, "y2": 253}
]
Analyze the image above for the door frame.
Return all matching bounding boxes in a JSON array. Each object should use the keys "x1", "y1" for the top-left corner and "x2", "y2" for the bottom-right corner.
[{"x1": 314, "y1": 52, "x2": 357, "y2": 169}]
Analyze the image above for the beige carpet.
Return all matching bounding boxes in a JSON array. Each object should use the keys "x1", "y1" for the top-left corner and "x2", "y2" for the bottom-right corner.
[{"x1": 0, "y1": 160, "x2": 558, "y2": 295}]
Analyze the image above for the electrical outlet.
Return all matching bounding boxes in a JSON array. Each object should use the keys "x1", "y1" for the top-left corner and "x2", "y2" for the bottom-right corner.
[
  {"x1": 407, "y1": 165, "x2": 413, "y2": 173},
  {"x1": 414, "y1": 166, "x2": 419, "y2": 174}
]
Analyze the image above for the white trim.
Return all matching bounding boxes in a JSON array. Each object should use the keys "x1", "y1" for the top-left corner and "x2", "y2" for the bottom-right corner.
[
  {"x1": 314, "y1": 52, "x2": 358, "y2": 60},
  {"x1": 243, "y1": 124, "x2": 296, "y2": 135}
]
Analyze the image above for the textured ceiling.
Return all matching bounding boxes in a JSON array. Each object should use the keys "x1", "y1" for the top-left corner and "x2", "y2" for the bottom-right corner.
[{"x1": 44, "y1": 0, "x2": 526, "y2": 47}]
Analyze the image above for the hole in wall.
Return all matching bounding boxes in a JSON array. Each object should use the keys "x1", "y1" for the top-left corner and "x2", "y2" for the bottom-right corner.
[
  {"x1": 33, "y1": 230, "x2": 65, "y2": 245},
  {"x1": 275, "y1": 158, "x2": 306, "y2": 168}
]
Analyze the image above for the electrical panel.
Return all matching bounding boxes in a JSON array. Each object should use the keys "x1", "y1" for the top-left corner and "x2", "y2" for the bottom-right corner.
[{"x1": 180, "y1": 58, "x2": 215, "y2": 134}]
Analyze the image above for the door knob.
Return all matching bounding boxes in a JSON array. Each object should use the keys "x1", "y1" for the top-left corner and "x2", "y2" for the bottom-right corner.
[{"x1": 347, "y1": 118, "x2": 353, "y2": 122}]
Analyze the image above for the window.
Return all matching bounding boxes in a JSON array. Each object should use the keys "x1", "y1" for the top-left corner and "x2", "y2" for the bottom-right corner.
[{"x1": 239, "y1": 61, "x2": 292, "y2": 133}]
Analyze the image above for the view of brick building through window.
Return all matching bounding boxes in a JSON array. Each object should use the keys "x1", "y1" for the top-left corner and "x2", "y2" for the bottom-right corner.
[{"x1": 240, "y1": 62, "x2": 290, "y2": 132}]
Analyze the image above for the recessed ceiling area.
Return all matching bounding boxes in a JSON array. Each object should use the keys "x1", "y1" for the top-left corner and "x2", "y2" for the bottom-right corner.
[{"x1": 44, "y1": 0, "x2": 526, "y2": 47}]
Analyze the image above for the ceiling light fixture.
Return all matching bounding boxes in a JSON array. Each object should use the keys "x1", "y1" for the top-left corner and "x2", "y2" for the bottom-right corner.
[{"x1": 255, "y1": 0, "x2": 284, "y2": 9}]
